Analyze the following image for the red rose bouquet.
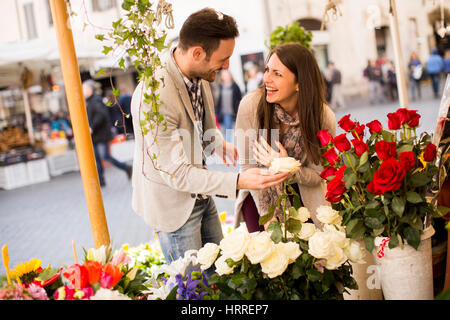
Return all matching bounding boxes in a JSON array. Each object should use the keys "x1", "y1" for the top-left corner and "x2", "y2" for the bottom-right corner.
[{"x1": 317, "y1": 108, "x2": 445, "y2": 251}]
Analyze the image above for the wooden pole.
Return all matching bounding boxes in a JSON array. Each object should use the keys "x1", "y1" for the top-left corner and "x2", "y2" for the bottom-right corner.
[
  {"x1": 388, "y1": 0, "x2": 409, "y2": 108},
  {"x1": 49, "y1": 0, "x2": 110, "y2": 248}
]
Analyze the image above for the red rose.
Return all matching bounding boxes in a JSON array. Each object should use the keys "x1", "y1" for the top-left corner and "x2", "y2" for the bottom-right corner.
[
  {"x1": 335, "y1": 165, "x2": 348, "y2": 180},
  {"x1": 395, "y1": 108, "x2": 409, "y2": 125},
  {"x1": 351, "y1": 138, "x2": 369, "y2": 157},
  {"x1": 387, "y1": 112, "x2": 401, "y2": 130},
  {"x1": 326, "y1": 176, "x2": 346, "y2": 202},
  {"x1": 367, "y1": 158, "x2": 406, "y2": 195},
  {"x1": 351, "y1": 122, "x2": 365, "y2": 139},
  {"x1": 63, "y1": 264, "x2": 89, "y2": 290},
  {"x1": 406, "y1": 110, "x2": 421, "y2": 128},
  {"x1": 320, "y1": 166, "x2": 337, "y2": 180},
  {"x1": 423, "y1": 143, "x2": 437, "y2": 162},
  {"x1": 333, "y1": 133, "x2": 351, "y2": 152},
  {"x1": 338, "y1": 114, "x2": 356, "y2": 132},
  {"x1": 322, "y1": 148, "x2": 339, "y2": 165},
  {"x1": 317, "y1": 129, "x2": 333, "y2": 147},
  {"x1": 399, "y1": 151, "x2": 415, "y2": 171},
  {"x1": 367, "y1": 120, "x2": 383, "y2": 134},
  {"x1": 375, "y1": 140, "x2": 397, "y2": 160}
]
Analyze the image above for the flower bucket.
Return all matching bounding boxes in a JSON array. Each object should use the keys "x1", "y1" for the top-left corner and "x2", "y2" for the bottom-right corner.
[
  {"x1": 344, "y1": 240, "x2": 383, "y2": 300},
  {"x1": 374, "y1": 226, "x2": 435, "y2": 300}
]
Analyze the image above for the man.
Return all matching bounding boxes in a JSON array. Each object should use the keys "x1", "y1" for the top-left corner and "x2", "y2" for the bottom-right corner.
[
  {"x1": 364, "y1": 59, "x2": 384, "y2": 105},
  {"x1": 82, "y1": 80, "x2": 132, "y2": 187},
  {"x1": 130, "y1": 8, "x2": 289, "y2": 269},
  {"x1": 426, "y1": 48, "x2": 444, "y2": 99},
  {"x1": 326, "y1": 62, "x2": 345, "y2": 110}
]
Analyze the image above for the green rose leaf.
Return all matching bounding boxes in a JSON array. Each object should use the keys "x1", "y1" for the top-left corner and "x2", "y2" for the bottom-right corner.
[
  {"x1": 406, "y1": 191, "x2": 423, "y2": 204},
  {"x1": 258, "y1": 205, "x2": 275, "y2": 226},
  {"x1": 268, "y1": 222, "x2": 283, "y2": 243},
  {"x1": 286, "y1": 218, "x2": 302, "y2": 234},
  {"x1": 404, "y1": 226, "x2": 421, "y2": 250},
  {"x1": 392, "y1": 196, "x2": 406, "y2": 217}
]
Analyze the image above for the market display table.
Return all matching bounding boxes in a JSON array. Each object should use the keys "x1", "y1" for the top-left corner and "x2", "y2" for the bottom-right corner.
[
  {"x1": 0, "y1": 158, "x2": 49, "y2": 190},
  {"x1": 46, "y1": 149, "x2": 79, "y2": 176}
]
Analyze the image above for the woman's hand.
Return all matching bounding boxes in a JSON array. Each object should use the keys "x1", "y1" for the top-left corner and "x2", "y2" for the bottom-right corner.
[{"x1": 252, "y1": 136, "x2": 288, "y2": 167}]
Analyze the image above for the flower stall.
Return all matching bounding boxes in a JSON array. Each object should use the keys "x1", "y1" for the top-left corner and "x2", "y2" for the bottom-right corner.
[{"x1": 317, "y1": 108, "x2": 449, "y2": 299}]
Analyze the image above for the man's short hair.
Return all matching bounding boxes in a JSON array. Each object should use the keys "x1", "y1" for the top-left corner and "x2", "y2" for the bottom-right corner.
[
  {"x1": 178, "y1": 8, "x2": 239, "y2": 58},
  {"x1": 82, "y1": 79, "x2": 97, "y2": 91}
]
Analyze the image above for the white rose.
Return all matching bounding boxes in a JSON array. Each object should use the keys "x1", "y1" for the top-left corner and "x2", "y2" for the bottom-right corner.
[
  {"x1": 214, "y1": 255, "x2": 235, "y2": 276},
  {"x1": 298, "y1": 223, "x2": 316, "y2": 240},
  {"x1": 323, "y1": 224, "x2": 347, "y2": 248},
  {"x1": 219, "y1": 229, "x2": 250, "y2": 262},
  {"x1": 245, "y1": 232, "x2": 274, "y2": 264},
  {"x1": 197, "y1": 243, "x2": 220, "y2": 270},
  {"x1": 325, "y1": 246, "x2": 347, "y2": 270},
  {"x1": 343, "y1": 240, "x2": 366, "y2": 264},
  {"x1": 308, "y1": 231, "x2": 335, "y2": 259},
  {"x1": 91, "y1": 288, "x2": 131, "y2": 300},
  {"x1": 260, "y1": 250, "x2": 289, "y2": 278},
  {"x1": 295, "y1": 207, "x2": 311, "y2": 223},
  {"x1": 316, "y1": 205, "x2": 341, "y2": 225},
  {"x1": 269, "y1": 157, "x2": 301, "y2": 174},
  {"x1": 277, "y1": 242, "x2": 301, "y2": 264}
]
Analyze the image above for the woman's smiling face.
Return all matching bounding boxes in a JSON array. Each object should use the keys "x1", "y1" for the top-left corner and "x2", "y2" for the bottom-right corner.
[{"x1": 263, "y1": 53, "x2": 299, "y2": 111}]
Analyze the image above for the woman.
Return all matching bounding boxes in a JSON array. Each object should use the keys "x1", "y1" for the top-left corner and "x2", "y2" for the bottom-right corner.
[
  {"x1": 408, "y1": 52, "x2": 422, "y2": 101},
  {"x1": 215, "y1": 70, "x2": 243, "y2": 135},
  {"x1": 234, "y1": 43, "x2": 336, "y2": 231}
]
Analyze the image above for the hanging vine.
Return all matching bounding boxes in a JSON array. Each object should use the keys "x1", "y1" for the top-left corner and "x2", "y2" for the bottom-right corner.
[{"x1": 92, "y1": 0, "x2": 174, "y2": 175}]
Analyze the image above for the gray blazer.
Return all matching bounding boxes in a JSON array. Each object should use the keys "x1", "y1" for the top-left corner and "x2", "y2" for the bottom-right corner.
[
  {"x1": 234, "y1": 90, "x2": 337, "y2": 227},
  {"x1": 130, "y1": 49, "x2": 239, "y2": 233}
]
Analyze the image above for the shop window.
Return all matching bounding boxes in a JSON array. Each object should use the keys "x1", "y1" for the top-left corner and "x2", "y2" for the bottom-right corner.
[
  {"x1": 92, "y1": 0, "x2": 117, "y2": 12},
  {"x1": 23, "y1": 2, "x2": 37, "y2": 40}
]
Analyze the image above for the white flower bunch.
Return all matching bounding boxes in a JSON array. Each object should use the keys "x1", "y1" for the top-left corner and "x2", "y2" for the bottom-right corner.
[
  {"x1": 308, "y1": 205, "x2": 366, "y2": 270},
  {"x1": 90, "y1": 288, "x2": 132, "y2": 300},
  {"x1": 197, "y1": 225, "x2": 301, "y2": 279}
]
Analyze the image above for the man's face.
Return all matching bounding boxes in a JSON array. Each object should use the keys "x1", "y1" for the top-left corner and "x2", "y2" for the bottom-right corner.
[{"x1": 194, "y1": 38, "x2": 235, "y2": 82}]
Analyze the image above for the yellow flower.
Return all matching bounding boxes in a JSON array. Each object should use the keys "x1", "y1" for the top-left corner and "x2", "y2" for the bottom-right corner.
[
  {"x1": 418, "y1": 153, "x2": 427, "y2": 172},
  {"x1": 9, "y1": 258, "x2": 42, "y2": 283}
]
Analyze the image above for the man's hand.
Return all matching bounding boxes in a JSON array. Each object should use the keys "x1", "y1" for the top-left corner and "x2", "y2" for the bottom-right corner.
[
  {"x1": 215, "y1": 140, "x2": 238, "y2": 167},
  {"x1": 237, "y1": 168, "x2": 290, "y2": 190}
]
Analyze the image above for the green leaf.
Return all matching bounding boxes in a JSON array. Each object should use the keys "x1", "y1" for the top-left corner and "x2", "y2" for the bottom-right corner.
[
  {"x1": 345, "y1": 218, "x2": 366, "y2": 239},
  {"x1": 102, "y1": 46, "x2": 113, "y2": 55},
  {"x1": 96, "y1": 68, "x2": 105, "y2": 76},
  {"x1": 359, "y1": 151, "x2": 368, "y2": 167},
  {"x1": 436, "y1": 206, "x2": 450, "y2": 217},
  {"x1": 288, "y1": 207, "x2": 298, "y2": 218},
  {"x1": 409, "y1": 171, "x2": 431, "y2": 187},
  {"x1": 345, "y1": 172, "x2": 358, "y2": 189},
  {"x1": 286, "y1": 218, "x2": 302, "y2": 234},
  {"x1": 391, "y1": 196, "x2": 406, "y2": 217},
  {"x1": 258, "y1": 206, "x2": 275, "y2": 226},
  {"x1": 95, "y1": 34, "x2": 105, "y2": 41},
  {"x1": 364, "y1": 236, "x2": 375, "y2": 252},
  {"x1": 404, "y1": 227, "x2": 421, "y2": 249},
  {"x1": 381, "y1": 130, "x2": 394, "y2": 142},
  {"x1": 306, "y1": 269, "x2": 322, "y2": 282},
  {"x1": 406, "y1": 191, "x2": 423, "y2": 204},
  {"x1": 268, "y1": 222, "x2": 282, "y2": 243},
  {"x1": 397, "y1": 144, "x2": 414, "y2": 153}
]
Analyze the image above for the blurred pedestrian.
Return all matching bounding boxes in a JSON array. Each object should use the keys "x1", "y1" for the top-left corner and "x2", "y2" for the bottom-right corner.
[
  {"x1": 386, "y1": 61, "x2": 398, "y2": 101},
  {"x1": 444, "y1": 49, "x2": 450, "y2": 78},
  {"x1": 215, "y1": 70, "x2": 242, "y2": 136},
  {"x1": 364, "y1": 59, "x2": 384, "y2": 104},
  {"x1": 326, "y1": 61, "x2": 345, "y2": 110},
  {"x1": 104, "y1": 89, "x2": 123, "y2": 135},
  {"x1": 245, "y1": 64, "x2": 263, "y2": 93},
  {"x1": 426, "y1": 48, "x2": 444, "y2": 98},
  {"x1": 118, "y1": 86, "x2": 134, "y2": 136},
  {"x1": 408, "y1": 52, "x2": 423, "y2": 101},
  {"x1": 82, "y1": 80, "x2": 132, "y2": 187}
]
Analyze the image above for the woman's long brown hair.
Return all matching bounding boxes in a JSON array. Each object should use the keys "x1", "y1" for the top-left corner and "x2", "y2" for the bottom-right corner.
[{"x1": 256, "y1": 43, "x2": 326, "y2": 165}]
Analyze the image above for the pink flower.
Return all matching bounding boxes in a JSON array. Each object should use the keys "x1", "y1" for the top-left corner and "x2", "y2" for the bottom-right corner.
[
  {"x1": 27, "y1": 283, "x2": 49, "y2": 300},
  {"x1": 100, "y1": 272, "x2": 113, "y2": 289},
  {"x1": 111, "y1": 249, "x2": 131, "y2": 267}
]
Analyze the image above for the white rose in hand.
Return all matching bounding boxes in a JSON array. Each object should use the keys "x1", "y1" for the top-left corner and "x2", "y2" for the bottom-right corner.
[
  {"x1": 245, "y1": 231, "x2": 274, "y2": 264},
  {"x1": 197, "y1": 243, "x2": 220, "y2": 270},
  {"x1": 219, "y1": 229, "x2": 250, "y2": 262},
  {"x1": 269, "y1": 157, "x2": 301, "y2": 174}
]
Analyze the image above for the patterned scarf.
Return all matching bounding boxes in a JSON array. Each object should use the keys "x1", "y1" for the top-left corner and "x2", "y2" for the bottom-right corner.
[{"x1": 259, "y1": 104, "x2": 306, "y2": 221}]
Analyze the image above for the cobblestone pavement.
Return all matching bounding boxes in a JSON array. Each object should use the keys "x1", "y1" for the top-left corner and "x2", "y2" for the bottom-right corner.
[{"x1": 0, "y1": 83, "x2": 444, "y2": 271}]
